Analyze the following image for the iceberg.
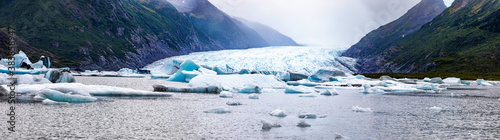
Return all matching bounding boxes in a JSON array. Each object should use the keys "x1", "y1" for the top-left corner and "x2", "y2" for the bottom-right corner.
[
  {"x1": 219, "y1": 91, "x2": 234, "y2": 98},
  {"x1": 6, "y1": 83, "x2": 172, "y2": 96},
  {"x1": 226, "y1": 101, "x2": 242, "y2": 106},
  {"x1": 319, "y1": 88, "x2": 339, "y2": 96},
  {"x1": 189, "y1": 74, "x2": 287, "y2": 90},
  {"x1": 298, "y1": 113, "x2": 317, "y2": 119},
  {"x1": 42, "y1": 99, "x2": 69, "y2": 105},
  {"x1": 352, "y1": 106, "x2": 373, "y2": 112},
  {"x1": 361, "y1": 83, "x2": 371, "y2": 93},
  {"x1": 429, "y1": 77, "x2": 444, "y2": 84},
  {"x1": 203, "y1": 107, "x2": 231, "y2": 114},
  {"x1": 237, "y1": 84, "x2": 262, "y2": 93},
  {"x1": 308, "y1": 68, "x2": 346, "y2": 82},
  {"x1": 297, "y1": 119, "x2": 311, "y2": 127},
  {"x1": 153, "y1": 84, "x2": 221, "y2": 94},
  {"x1": 286, "y1": 80, "x2": 321, "y2": 87},
  {"x1": 443, "y1": 77, "x2": 462, "y2": 85},
  {"x1": 429, "y1": 106, "x2": 442, "y2": 111},
  {"x1": 261, "y1": 120, "x2": 281, "y2": 130},
  {"x1": 44, "y1": 69, "x2": 76, "y2": 83},
  {"x1": 298, "y1": 93, "x2": 317, "y2": 97},
  {"x1": 288, "y1": 70, "x2": 309, "y2": 81},
  {"x1": 13, "y1": 51, "x2": 32, "y2": 68},
  {"x1": 269, "y1": 109, "x2": 287, "y2": 117},
  {"x1": 36, "y1": 88, "x2": 97, "y2": 103},
  {"x1": 285, "y1": 86, "x2": 315, "y2": 94},
  {"x1": 248, "y1": 94, "x2": 259, "y2": 99},
  {"x1": 17, "y1": 74, "x2": 51, "y2": 85},
  {"x1": 167, "y1": 60, "x2": 200, "y2": 82},
  {"x1": 423, "y1": 77, "x2": 431, "y2": 82}
]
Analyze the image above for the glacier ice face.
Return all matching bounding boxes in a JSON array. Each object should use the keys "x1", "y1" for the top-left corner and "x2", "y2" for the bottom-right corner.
[{"x1": 145, "y1": 46, "x2": 357, "y2": 76}]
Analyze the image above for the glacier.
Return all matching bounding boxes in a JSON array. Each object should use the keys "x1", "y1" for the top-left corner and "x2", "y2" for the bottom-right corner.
[{"x1": 145, "y1": 46, "x2": 357, "y2": 76}]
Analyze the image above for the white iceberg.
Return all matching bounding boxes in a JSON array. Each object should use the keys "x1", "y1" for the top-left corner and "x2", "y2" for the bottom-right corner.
[
  {"x1": 423, "y1": 77, "x2": 431, "y2": 82},
  {"x1": 269, "y1": 109, "x2": 287, "y2": 117},
  {"x1": 360, "y1": 83, "x2": 371, "y2": 93},
  {"x1": 41, "y1": 99, "x2": 69, "y2": 105},
  {"x1": 298, "y1": 113, "x2": 317, "y2": 119},
  {"x1": 153, "y1": 84, "x2": 221, "y2": 94},
  {"x1": 319, "y1": 88, "x2": 339, "y2": 96},
  {"x1": 248, "y1": 94, "x2": 259, "y2": 99},
  {"x1": 285, "y1": 86, "x2": 315, "y2": 94},
  {"x1": 219, "y1": 91, "x2": 234, "y2": 98},
  {"x1": 167, "y1": 60, "x2": 200, "y2": 82},
  {"x1": 297, "y1": 119, "x2": 311, "y2": 127},
  {"x1": 443, "y1": 77, "x2": 462, "y2": 85},
  {"x1": 237, "y1": 84, "x2": 262, "y2": 93},
  {"x1": 189, "y1": 74, "x2": 286, "y2": 90},
  {"x1": 203, "y1": 107, "x2": 231, "y2": 114},
  {"x1": 429, "y1": 106, "x2": 442, "y2": 111},
  {"x1": 17, "y1": 74, "x2": 51, "y2": 85},
  {"x1": 308, "y1": 68, "x2": 346, "y2": 82},
  {"x1": 6, "y1": 83, "x2": 172, "y2": 96},
  {"x1": 429, "y1": 77, "x2": 444, "y2": 84},
  {"x1": 226, "y1": 101, "x2": 242, "y2": 106},
  {"x1": 35, "y1": 88, "x2": 97, "y2": 103},
  {"x1": 352, "y1": 106, "x2": 373, "y2": 112},
  {"x1": 261, "y1": 120, "x2": 281, "y2": 130}
]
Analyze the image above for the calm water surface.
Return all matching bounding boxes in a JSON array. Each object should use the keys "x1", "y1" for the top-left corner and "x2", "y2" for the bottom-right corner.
[{"x1": 1, "y1": 76, "x2": 499, "y2": 139}]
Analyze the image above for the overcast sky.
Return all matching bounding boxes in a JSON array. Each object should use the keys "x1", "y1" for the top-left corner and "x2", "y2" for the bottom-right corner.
[{"x1": 208, "y1": 0, "x2": 455, "y2": 48}]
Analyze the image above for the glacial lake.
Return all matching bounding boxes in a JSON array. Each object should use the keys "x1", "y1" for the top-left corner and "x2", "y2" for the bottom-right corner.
[{"x1": 1, "y1": 76, "x2": 500, "y2": 139}]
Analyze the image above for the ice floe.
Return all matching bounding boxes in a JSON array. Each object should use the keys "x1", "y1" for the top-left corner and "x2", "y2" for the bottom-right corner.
[
  {"x1": 237, "y1": 84, "x2": 262, "y2": 93},
  {"x1": 6, "y1": 83, "x2": 172, "y2": 96},
  {"x1": 352, "y1": 106, "x2": 373, "y2": 112},
  {"x1": 248, "y1": 94, "x2": 259, "y2": 99},
  {"x1": 285, "y1": 86, "x2": 315, "y2": 94},
  {"x1": 189, "y1": 74, "x2": 286, "y2": 90},
  {"x1": 153, "y1": 84, "x2": 221, "y2": 93},
  {"x1": 298, "y1": 113, "x2": 317, "y2": 119},
  {"x1": 261, "y1": 120, "x2": 281, "y2": 130},
  {"x1": 219, "y1": 91, "x2": 234, "y2": 98},
  {"x1": 269, "y1": 109, "x2": 287, "y2": 117},
  {"x1": 34, "y1": 88, "x2": 97, "y2": 103},
  {"x1": 429, "y1": 106, "x2": 442, "y2": 111},
  {"x1": 41, "y1": 99, "x2": 69, "y2": 105},
  {"x1": 203, "y1": 107, "x2": 231, "y2": 114}
]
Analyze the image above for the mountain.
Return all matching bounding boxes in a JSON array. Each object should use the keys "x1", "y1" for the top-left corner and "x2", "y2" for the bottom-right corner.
[
  {"x1": 342, "y1": 0, "x2": 447, "y2": 73},
  {"x1": 233, "y1": 17, "x2": 298, "y2": 46},
  {"x1": 0, "y1": 0, "x2": 295, "y2": 70},
  {"x1": 0, "y1": 29, "x2": 54, "y2": 63},
  {"x1": 353, "y1": 0, "x2": 500, "y2": 73}
]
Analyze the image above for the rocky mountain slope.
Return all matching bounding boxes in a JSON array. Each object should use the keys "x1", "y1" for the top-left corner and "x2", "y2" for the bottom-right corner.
[
  {"x1": 0, "y1": 0, "x2": 296, "y2": 70},
  {"x1": 342, "y1": 0, "x2": 447, "y2": 73},
  {"x1": 355, "y1": 0, "x2": 500, "y2": 73}
]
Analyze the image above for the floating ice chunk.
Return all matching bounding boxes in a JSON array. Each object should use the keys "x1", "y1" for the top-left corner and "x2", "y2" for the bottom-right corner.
[
  {"x1": 226, "y1": 101, "x2": 242, "y2": 106},
  {"x1": 443, "y1": 77, "x2": 462, "y2": 85},
  {"x1": 180, "y1": 70, "x2": 201, "y2": 82},
  {"x1": 375, "y1": 89, "x2": 385, "y2": 94},
  {"x1": 9, "y1": 83, "x2": 172, "y2": 96},
  {"x1": 308, "y1": 68, "x2": 346, "y2": 82},
  {"x1": 429, "y1": 106, "x2": 442, "y2": 111},
  {"x1": 298, "y1": 113, "x2": 317, "y2": 119},
  {"x1": 297, "y1": 119, "x2": 311, "y2": 127},
  {"x1": 189, "y1": 74, "x2": 286, "y2": 90},
  {"x1": 37, "y1": 88, "x2": 97, "y2": 103},
  {"x1": 237, "y1": 84, "x2": 262, "y2": 93},
  {"x1": 285, "y1": 86, "x2": 315, "y2": 94},
  {"x1": 286, "y1": 81, "x2": 320, "y2": 87},
  {"x1": 248, "y1": 94, "x2": 259, "y2": 99},
  {"x1": 299, "y1": 93, "x2": 317, "y2": 98},
  {"x1": 288, "y1": 70, "x2": 309, "y2": 81},
  {"x1": 42, "y1": 99, "x2": 69, "y2": 105},
  {"x1": 13, "y1": 51, "x2": 32, "y2": 68},
  {"x1": 17, "y1": 74, "x2": 51, "y2": 85},
  {"x1": 461, "y1": 81, "x2": 471, "y2": 85},
  {"x1": 167, "y1": 60, "x2": 200, "y2": 82},
  {"x1": 153, "y1": 84, "x2": 221, "y2": 93},
  {"x1": 270, "y1": 109, "x2": 287, "y2": 117},
  {"x1": 429, "y1": 77, "x2": 444, "y2": 84},
  {"x1": 219, "y1": 91, "x2": 234, "y2": 98},
  {"x1": 261, "y1": 120, "x2": 281, "y2": 130},
  {"x1": 355, "y1": 75, "x2": 367, "y2": 79},
  {"x1": 335, "y1": 132, "x2": 349, "y2": 139},
  {"x1": 361, "y1": 83, "x2": 371, "y2": 93},
  {"x1": 423, "y1": 77, "x2": 431, "y2": 82},
  {"x1": 203, "y1": 107, "x2": 231, "y2": 114},
  {"x1": 45, "y1": 69, "x2": 76, "y2": 83},
  {"x1": 319, "y1": 89, "x2": 339, "y2": 96},
  {"x1": 352, "y1": 106, "x2": 373, "y2": 112}
]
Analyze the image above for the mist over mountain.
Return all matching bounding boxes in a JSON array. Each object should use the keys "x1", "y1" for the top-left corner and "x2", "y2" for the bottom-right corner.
[
  {"x1": 0, "y1": 0, "x2": 296, "y2": 70},
  {"x1": 342, "y1": 0, "x2": 447, "y2": 73},
  {"x1": 234, "y1": 17, "x2": 298, "y2": 46}
]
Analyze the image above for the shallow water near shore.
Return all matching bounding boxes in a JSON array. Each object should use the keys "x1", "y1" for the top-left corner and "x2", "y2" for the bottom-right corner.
[{"x1": 1, "y1": 76, "x2": 499, "y2": 139}]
